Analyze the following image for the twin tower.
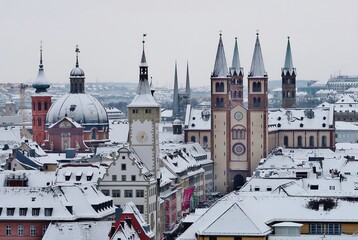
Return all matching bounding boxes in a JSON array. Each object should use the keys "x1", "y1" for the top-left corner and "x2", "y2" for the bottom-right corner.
[{"x1": 211, "y1": 34, "x2": 296, "y2": 192}]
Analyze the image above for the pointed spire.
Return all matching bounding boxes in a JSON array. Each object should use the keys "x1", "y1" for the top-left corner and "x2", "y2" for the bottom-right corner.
[
  {"x1": 185, "y1": 61, "x2": 190, "y2": 96},
  {"x1": 231, "y1": 37, "x2": 241, "y2": 75},
  {"x1": 249, "y1": 33, "x2": 266, "y2": 77},
  {"x1": 33, "y1": 41, "x2": 50, "y2": 93},
  {"x1": 140, "y1": 34, "x2": 148, "y2": 67},
  {"x1": 283, "y1": 36, "x2": 294, "y2": 74},
  {"x1": 173, "y1": 61, "x2": 179, "y2": 117},
  {"x1": 212, "y1": 33, "x2": 228, "y2": 77}
]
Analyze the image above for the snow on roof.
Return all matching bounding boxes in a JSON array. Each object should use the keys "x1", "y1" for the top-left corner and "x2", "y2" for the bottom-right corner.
[
  {"x1": 335, "y1": 121, "x2": 358, "y2": 130},
  {"x1": 109, "y1": 120, "x2": 129, "y2": 143},
  {"x1": 127, "y1": 93, "x2": 160, "y2": 108},
  {"x1": 55, "y1": 163, "x2": 107, "y2": 184},
  {"x1": 0, "y1": 183, "x2": 114, "y2": 221},
  {"x1": 161, "y1": 109, "x2": 173, "y2": 118},
  {"x1": 185, "y1": 108, "x2": 211, "y2": 130},
  {"x1": 335, "y1": 94, "x2": 356, "y2": 104},
  {"x1": 43, "y1": 221, "x2": 112, "y2": 240},
  {"x1": 271, "y1": 222, "x2": 303, "y2": 227},
  {"x1": 0, "y1": 126, "x2": 21, "y2": 147},
  {"x1": 268, "y1": 107, "x2": 333, "y2": 131}
]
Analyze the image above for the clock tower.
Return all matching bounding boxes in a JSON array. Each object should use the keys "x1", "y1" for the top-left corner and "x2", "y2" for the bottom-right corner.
[{"x1": 127, "y1": 38, "x2": 160, "y2": 175}]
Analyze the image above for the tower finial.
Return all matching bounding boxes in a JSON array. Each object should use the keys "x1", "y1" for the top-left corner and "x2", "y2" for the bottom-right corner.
[
  {"x1": 39, "y1": 40, "x2": 43, "y2": 69},
  {"x1": 140, "y1": 34, "x2": 147, "y2": 65},
  {"x1": 75, "y1": 45, "x2": 80, "y2": 68},
  {"x1": 219, "y1": 30, "x2": 222, "y2": 37}
]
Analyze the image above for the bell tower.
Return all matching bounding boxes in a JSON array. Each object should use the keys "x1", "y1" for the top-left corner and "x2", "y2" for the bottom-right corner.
[
  {"x1": 31, "y1": 42, "x2": 51, "y2": 145},
  {"x1": 247, "y1": 33, "x2": 268, "y2": 172},
  {"x1": 282, "y1": 37, "x2": 296, "y2": 108}
]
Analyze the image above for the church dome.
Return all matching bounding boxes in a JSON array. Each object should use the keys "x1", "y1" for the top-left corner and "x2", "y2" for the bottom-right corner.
[
  {"x1": 46, "y1": 93, "x2": 108, "y2": 129},
  {"x1": 70, "y1": 67, "x2": 85, "y2": 77}
]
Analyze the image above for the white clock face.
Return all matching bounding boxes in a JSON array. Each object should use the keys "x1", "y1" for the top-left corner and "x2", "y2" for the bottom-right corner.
[
  {"x1": 136, "y1": 130, "x2": 148, "y2": 143},
  {"x1": 131, "y1": 120, "x2": 153, "y2": 144}
]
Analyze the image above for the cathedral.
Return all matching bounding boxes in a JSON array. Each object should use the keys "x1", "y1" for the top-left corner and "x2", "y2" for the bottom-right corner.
[{"x1": 211, "y1": 33, "x2": 268, "y2": 193}]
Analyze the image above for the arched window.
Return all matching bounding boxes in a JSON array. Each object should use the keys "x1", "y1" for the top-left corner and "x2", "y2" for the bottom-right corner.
[
  {"x1": 44, "y1": 102, "x2": 48, "y2": 111},
  {"x1": 322, "y1": 136, "x2": 327, "y2": 147},
  {"x1": 238, "y1": 91, "x2": 243, "y2": 98},
  {"x1": 190, "y1": 136, "x2": 196, "y2": 142},
  {"x1": 38, "y1": 118, "x2": 42, "y2": 126},
  {"x1": 297, "y1": 136, "x2": 303, "y2": 148},
  {"x1": 91, "y1": 128, "x2": 98, "y2": 140},
  {"x1": 220, "y1": 82, "x2": 225, "y2": 92},
  {"x1": 253, "y1": 82, "x2": 261, "y2": 92},
  {"x1": 253, "y1": 97, "x2": 261, "y2": 108},
  {"x1": 309, "y1": 136, "x2": 315, "y2": 147},
  {"x1": 38, "y1": 102, "x2": 41, "y2": 111},
  {"x1": 33, "y1": 103, "x2": 35, "y2": 110},
  {"x1": 232, "y1": 126, "x2": 246, "y2": 140},
  {"x1": 203, "y1": 136, "x2": 208, "y2": 144},
  {"x1": 215, "y1": 82, "x2": 224, "y2": 92},
  {"x1": 216, "y1": 98, "x2": 224, "y2": 107},
  {"x1": 284, "y1": 136, "x2": 289, "y2": 147},
  {"x1": 215, "y1": 82, "x2": 220, "y2": 92}
]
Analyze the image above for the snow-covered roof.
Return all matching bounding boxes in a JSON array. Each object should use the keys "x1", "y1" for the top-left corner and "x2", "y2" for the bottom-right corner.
[
  {"x1": 185, "y1": 108, "x2": 211, "y2": 130},
  {"x1": 335, "y1": 121, "x2": 358, "y2": 131},
  {"x1": 46, "y1": 93, "x2": 108, "y2": 127},
  {"x1": 43, "y1": 221, "x2": 112, "y2": 240},
  {"x1": 268, "y1": 107, "x2": 333, "y2": 131}
]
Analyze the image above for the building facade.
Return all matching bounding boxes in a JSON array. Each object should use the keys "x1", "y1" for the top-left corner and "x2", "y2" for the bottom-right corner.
[{"x1": 211, "y1": 34, "x2": 268, "y2": 193}]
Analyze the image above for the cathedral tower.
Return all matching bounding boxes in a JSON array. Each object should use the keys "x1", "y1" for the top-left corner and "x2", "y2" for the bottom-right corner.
[
  {"x1": 247, "y1": 33, "x2": 268, "y2": 172},
  {"x1": 229, "y1": 37, "x2": 244, "y2": 106},
  {"x1": 31, "y1": 43, "x2": 51, "y2": 145},
  {"x1": 173, "y1": 62, "x2": 179, "y2": 117},
  {"x1": 281, "y1": 37, "x2": 296, "y2": 108}
]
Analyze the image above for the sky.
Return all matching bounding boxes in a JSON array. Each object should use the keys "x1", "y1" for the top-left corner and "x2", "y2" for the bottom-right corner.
[{"x1": 0, "y1": 0, "x2": 358, "y2": 88}]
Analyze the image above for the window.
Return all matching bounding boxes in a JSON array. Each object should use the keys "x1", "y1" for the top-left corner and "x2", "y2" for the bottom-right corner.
[
  {"x1": 253, "y1": 81, "x2": 261, "y2": 92},
  {"x1": 101, "y1": 189, "x2": 110, "y2": 196},
  {"x1": 18, "y1": 225, "x2": 24, "y2": 236},
  {"x1": 309, "y1": 136, "x2": 315, "y2": 147},
  {"x1": 91, "y1": 128, "x2": 97, "y2": 140},
  {"x1": 284, "y1": 136, "x2": 289, "y2": 147},
  {"x1": 203, "y1": 136, "x2": 208, "y2": 144},
  {"x1": 42, "y1": 225, "x2": 48, "y2": 235},
  {"x1": 232, "y1": 127, "x2": 246, "y2": 140},
  {"x1": 121, "y1": 164, "x2": 126, "y2": 171},
  {"x1": 30, "y1": 225, "x2": 36, "y2": 236},
  {"x1": 19, "y1": 208, "x2": 27, "y2": 216},
  {"x1": 145, "y1": 109, "x2": 152, "y2": 114},
  {"x1": 209, "y1": 237, "x2": 217, "y2": 240},
  {"x1": 112, "y1": 190, "x2": 121, "y2": 198},
  {"x1": 136, "y1": 205, "x2": 144, "y2": 213},
  {"x1": 121, "y1": 175, "x2": 126, "y2": 181},
  {"x1": 44, "y1": 208, "x2": 53, "y2": 216},
  {"x1": 297, "y1": 136, "x2": 303, "y2": 148},
  {"x1": 44, "y1": 102, "x2": 48, "y2": 110},
  {"x1": 253, "y1": 97, "x2": 261, "y2": 107},
  {"x1": 112, "y1": 175, "x2": 117, "y2": 181},
  {"x1": 216, "y1": 97, "x2": 224, "y2": 107},
  {"x1": 7, "y1": 208, "x2": 14, "y2": 216},
  {"x1": 132, "y1": 109, "x2": 138, "y2": 114},
  {"x1": 215, "y1": 82, "x2": 224, "y2": 92},
  {"x1": 190, "y1": 136, "x2": 196, "y2": 142},
  {"x1": 124, "y1": 190, "x2": 133, "y2": 198},
  {"x1": 32, "y1": 208, "x2": 40, "y2": 216},
  {"x1": 6, "y1": 225, "x2": 11, "y2": 236},
  {"x1": 131, "y1": 175, "x2": 136, "y2": 181},
  {"x1": 136, "y1": 190, "x2": 144, "y2": 198},
  {"x1": 38, "y1": 102, "x2": 42, "y2": 111},
  {"x1": 326, "y1": 223, "x2": 341, "y2": 235},
  {"x1": 322, "y1": 136, "x2": 327, "y2": 147},
  {"x1": 309, "y1": 223, "x2": 324, "y2": 234}
]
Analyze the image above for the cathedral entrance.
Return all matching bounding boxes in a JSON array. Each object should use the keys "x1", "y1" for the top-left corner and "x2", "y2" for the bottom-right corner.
[{"x1": 233, "y1": 174, "x2": 245, "y2": 190}]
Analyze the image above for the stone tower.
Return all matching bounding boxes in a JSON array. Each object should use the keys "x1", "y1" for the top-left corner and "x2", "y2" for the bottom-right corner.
[{"x1": 282, "y1": 37, "x2": 296, "y2": 108}]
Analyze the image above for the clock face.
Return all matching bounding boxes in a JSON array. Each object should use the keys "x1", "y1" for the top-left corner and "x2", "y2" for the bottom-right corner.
[
  {"x1": 233, "y1": 143, "x2": 246, "y2": 156},
  {"x1": 136, "y1": 130, "x2": 148, "y2": 143},
  {"x1": 234, "y1": 111, "x2": 243, "y2": 121}
]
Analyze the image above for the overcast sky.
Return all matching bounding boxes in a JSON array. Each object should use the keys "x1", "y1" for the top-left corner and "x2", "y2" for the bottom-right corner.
[{"x1": 0, "y1": 0, "x2": 357, "y2": 88}]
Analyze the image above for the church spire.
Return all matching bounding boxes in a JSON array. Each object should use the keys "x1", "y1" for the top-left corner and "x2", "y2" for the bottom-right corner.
[
  {"x1": 69, "y1": 45, "x2": 85, "y2": 93},
  {"x1": 249, "y1": 33, "x2": 266, "y2": 77},
  {"x1": 230, "y1": 37, "x2": 241, "y2": 75},
  {"x1": 128, "y1": 35, "x2": 159, "y2": 107},
  {"x1": 185, "y1": 61, "x2": 191, "y2": 97},
  {"x1": 282, "y1": 36, "x2": 295, "y2": 75},
  {"x1": 173, "y1": 61, "x2": 179, "y2": 117},
  {"x1": 212, "y1": 33, "x2": 228, "y2": 77},
  {"x1": 32, "y1": 41, "x2": 50, "y2": 93}
]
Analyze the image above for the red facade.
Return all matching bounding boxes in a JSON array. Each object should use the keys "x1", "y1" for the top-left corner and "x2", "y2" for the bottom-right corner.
[
  {"x1": 0, "y1": 221, "x2": 49, "y2": 240},
  {"x1": 31, "y1": 95, "x2": 51, "y2": 145}
]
